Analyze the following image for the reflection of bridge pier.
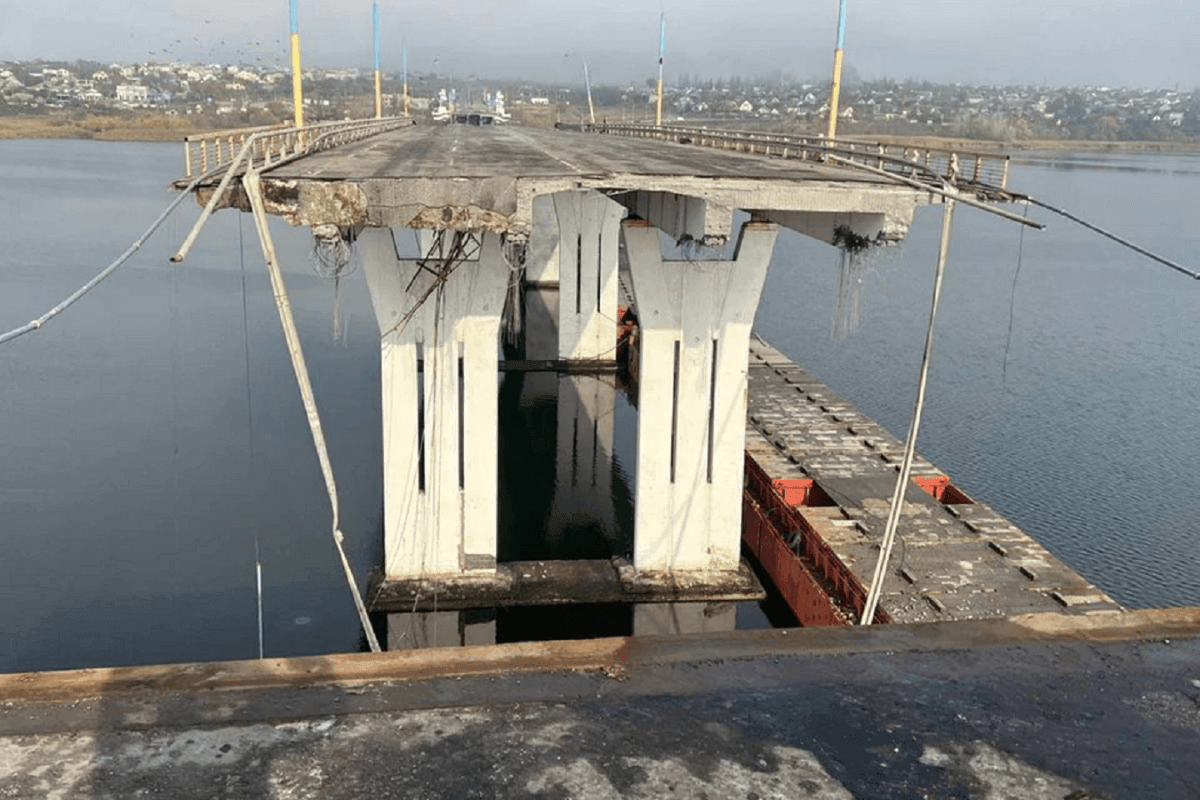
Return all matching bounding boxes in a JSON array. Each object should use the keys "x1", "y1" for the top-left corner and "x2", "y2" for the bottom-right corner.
[
  {"x1": 549, "y1": 374, "x2": 617, "y2": 553},
  {"x1": 519, "y1": 191, "x2": 624, "y2": 561},
  {"x1": 213, "y1": 124, "x2": 948, "y2": 621}
]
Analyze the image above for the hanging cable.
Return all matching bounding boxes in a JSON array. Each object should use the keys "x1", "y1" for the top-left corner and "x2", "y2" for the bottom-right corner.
[
  {"x1": 1026, "y1": 197, "x2": 1199, "y2": 280},
  {"x1": 237, "y1": 215, "x2": 266, "y2": 660},
  {"x1": 243, "y1": 168, "x2": 381, "y2": 653},
  {"x1": 823, "y1": 154, "x2": 1042, "y2": 230},
  {"x1": 0, "y1": 173, "x2": 205, "y2": 347},
  {"x1": 1001, "y1": 203, "x2": 1030, "y2": 384},
  {"x1": 860, "y1": 198, "x2": 956, "y2": 626},
  {"x1": 170, "y1": 209, "x2": 183, "y2": 600}
]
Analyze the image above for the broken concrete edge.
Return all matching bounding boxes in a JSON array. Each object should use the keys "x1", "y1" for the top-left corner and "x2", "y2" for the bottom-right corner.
[
  {"x1": 365, "y1": 558, "x2": 765, "y2": 613},
  {"x1": 193, "y1": 173, "x2": 925, "y2": 248},
  {"x1": 3, "y1": 607, "x2": 1198, "y2": 708}
]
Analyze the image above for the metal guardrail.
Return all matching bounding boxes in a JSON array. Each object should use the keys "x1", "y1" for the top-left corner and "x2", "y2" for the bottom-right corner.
[
  {"x1": 172, "y1": 116, "x2": 415, "y2": 263},
  {"x1": 183, "y1": 116, "x2": 415, "y2": 179},
  {"x1": 581, "y1": 123, "x2": 1011, "y2": 194}
]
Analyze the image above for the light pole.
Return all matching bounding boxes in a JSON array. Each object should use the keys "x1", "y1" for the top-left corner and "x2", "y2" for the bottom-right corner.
[
  {"x1": 655, "y1": 13, "x2": 665, "y2": 127},
  {"x1": 825, "y1": 0, "x2": 847, "y2": 140},
  {"x1": 289, "y1": 0, "x2": 303, "y2": 127},
  {"x1": 373, "y1": 1, "x2": 382, "y2": 119}
]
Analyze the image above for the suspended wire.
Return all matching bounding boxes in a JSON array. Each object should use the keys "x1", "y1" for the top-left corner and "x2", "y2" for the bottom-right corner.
[
  {"x1": 243, "y1": 169, "x2": 382, "y2": 653},
  {"x1": 238, "y1": 214, "x2": 265, "y2": 660},
  {"x1": 860, "y1": 199, "x2": 956, "y2": 626},
  {"x1": 1026, "y1": 196, "x2": 1199, "y2": 280},
  {"x1": 1002, "y1": 203, "x2": 1030, "y2": 385},
  {"x1": 170, "y1": 211, "x2": 183, "y2": 600},
  {"x1": 0, "y1": 174, "x2": 205, "y2": 347}
]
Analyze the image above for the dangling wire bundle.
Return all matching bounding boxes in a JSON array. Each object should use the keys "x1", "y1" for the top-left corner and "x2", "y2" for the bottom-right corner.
[
  {"x1": 830, "y1": 225, "x2": 872, "y2": 340},
  {"x1": 311, "y1": 224, "x2": 359, "y2": 341}
]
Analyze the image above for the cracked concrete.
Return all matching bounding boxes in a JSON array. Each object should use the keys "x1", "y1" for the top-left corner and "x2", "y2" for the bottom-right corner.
[{"x1": 2, "y1": 609, "x2": 1198, "y2": 798}]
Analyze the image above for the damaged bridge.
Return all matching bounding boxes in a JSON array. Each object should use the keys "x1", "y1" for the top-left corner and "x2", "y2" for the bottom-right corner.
[{"x1": 174, "y1": 119, "x2": 1021, "y2": 630}]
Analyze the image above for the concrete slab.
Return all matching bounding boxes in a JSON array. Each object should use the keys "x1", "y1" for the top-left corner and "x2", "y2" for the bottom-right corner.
[
  {"x1": 366, "y1": 558, "x2": 765, "y2": 613},
  {"x1": 207, "y1": 125, "x2": 929, "y2": 243},
  {"x1": 2, "y1": 609, "x2": 1198, "y2": 799}
]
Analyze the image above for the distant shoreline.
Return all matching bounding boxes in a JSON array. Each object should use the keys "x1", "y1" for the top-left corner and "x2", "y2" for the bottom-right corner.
[
  {"x1": 853, "y1": 133, "x2": 1200, "y2": 155},
  {"x1": 0, "y1": 113, "x2": 237, "y2": 142},
  {"x1": 4, "y1": 112, "x2": 1200, "y2": 156}
]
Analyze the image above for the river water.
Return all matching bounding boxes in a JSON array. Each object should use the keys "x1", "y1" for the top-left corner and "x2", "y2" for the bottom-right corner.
[{"x1": 1, "y1": 140, "x2": 1196, "y2": 673}]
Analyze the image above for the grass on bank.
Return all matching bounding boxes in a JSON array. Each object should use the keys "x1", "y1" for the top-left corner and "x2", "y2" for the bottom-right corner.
[
  {"x1": 5, "y1": 108, "x2": 1200, "y2": 155},
  {"x1": 0, "y1": 111, "x2": 272, "y2": 141}
]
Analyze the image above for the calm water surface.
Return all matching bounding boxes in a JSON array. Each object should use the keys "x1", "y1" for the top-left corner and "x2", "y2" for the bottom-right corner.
[{"x1": 1, "y1": 140, "x2": 1197, "y2": 672}]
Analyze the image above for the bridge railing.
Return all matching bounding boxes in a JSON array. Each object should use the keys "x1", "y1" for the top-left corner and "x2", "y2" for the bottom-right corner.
[
  {"x1": 580, "y1": 123, "x2": 1011, "y2": 194},
  {"x1": 183, "y1": 117, "x2": 415, "y2": 179}
]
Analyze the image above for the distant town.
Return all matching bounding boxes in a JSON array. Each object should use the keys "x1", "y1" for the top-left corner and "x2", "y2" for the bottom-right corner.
[{"x1": 3, "y1": 57, "x2": 1199, "y2": 143}]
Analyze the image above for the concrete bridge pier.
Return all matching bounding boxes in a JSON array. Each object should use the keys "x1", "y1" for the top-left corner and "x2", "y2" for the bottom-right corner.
[
  {"x1": 622, "y1": 218, "x2": 780, "y2": 574},
  {"x1": 360, "y1": 228, "x2": 511, "y2": 580},
  {"x1": 551, "y1": 190, "x2": 626, "y2": 359}
]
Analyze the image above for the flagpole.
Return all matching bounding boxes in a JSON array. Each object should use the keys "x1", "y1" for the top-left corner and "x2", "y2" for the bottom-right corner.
[
  {"x1": 826, "y1": 0, "x2": 848, "y2": 139},
  {"x1": 289, "y1": 0, "x2": 303, "y2": 127},
  {"x1": 373, "y1": 1, "x2": 382, "y2": 118},
  {"x1": 655, "y1": 14, "x2": 665, "y2": 127}
]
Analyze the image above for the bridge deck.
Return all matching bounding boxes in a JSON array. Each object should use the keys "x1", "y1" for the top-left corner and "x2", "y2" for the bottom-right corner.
[
  {"x1": 231, "y1": 124, "x2": 924, "y2": 239},
  {"x1": 264, "y1": 124, "x2": 887, "y2": 183}
]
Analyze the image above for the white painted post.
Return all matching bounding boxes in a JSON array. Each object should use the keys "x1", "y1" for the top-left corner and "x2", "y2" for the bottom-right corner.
[
  {"x1": 622, "y1": 219, "x2": 779, "y2": 573},
  {"x1": 552, "y1": 190, "x2": 625, "y2": 360},
  {"x1": 360, "y1": 228, "x2": 510, "y2": 579}
]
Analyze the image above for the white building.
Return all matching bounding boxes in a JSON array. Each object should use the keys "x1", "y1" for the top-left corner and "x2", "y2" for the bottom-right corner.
[{"x1": 116, "y1": 84, "x2": 149, "y2": 104}]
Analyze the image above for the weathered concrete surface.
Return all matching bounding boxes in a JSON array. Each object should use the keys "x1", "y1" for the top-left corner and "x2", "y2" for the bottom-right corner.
[
  {"x1": 624, "y1": 219, "x2": 779, "y2": 573},
  {"x1": 745, "y1": 335, "x2": 1124, "y2": 623},
  {"x1": 2, "y1": 608, "x2": 1199, "y2": 798},
  {"x1": 366, "y1": 557, "x2": 765, "y2": 613},
  {"x1": 235, "y1": 125, "x2": 926, "y2": 244}
]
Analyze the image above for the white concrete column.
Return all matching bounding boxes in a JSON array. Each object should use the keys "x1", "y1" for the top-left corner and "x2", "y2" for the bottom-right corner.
[
  {"x1": 552, "y1": 190, "x2": 625, "y2": 360},
  {"x1": 524, "y1": 194, "x2": 560, "y2": 285},
  {"x1": 623, "y1": 218, "x2": 779, "y2": 573},
  {"x1": 360, "y1": 228, "x2": 510, "y2": 580}
]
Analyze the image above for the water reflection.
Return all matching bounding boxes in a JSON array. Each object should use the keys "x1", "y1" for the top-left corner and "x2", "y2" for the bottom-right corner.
[
  {"x1": 1012, "y1": 151, "x2": 1200, "y2": 175},
  {"x1": 498, "y1": 285, "x2": 634, "y2": 562},
  {"x1": 384, "y1": 601, "x2": 755, "y2": 650}
]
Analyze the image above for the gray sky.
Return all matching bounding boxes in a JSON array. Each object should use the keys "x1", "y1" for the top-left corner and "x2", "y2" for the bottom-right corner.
[{"x1": 2, "y1": 0, "x2": 1197, "y2": 89}]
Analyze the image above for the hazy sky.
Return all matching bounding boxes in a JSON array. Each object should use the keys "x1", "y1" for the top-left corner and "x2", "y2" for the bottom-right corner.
[{"x1": 2, "y1": 0, "x2": 1197, "y2": 89}]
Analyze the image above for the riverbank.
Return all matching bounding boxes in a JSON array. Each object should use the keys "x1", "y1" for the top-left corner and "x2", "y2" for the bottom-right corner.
[
  {"x1": 6, "y1": 111, "x2": 1200, "y2": 155},
  {"x1": 851, "y1": 132, "x2": 1200, "y2": 154},
  {"x1": 0, "y1": 113, "x2": 237, "y2": 141}
]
